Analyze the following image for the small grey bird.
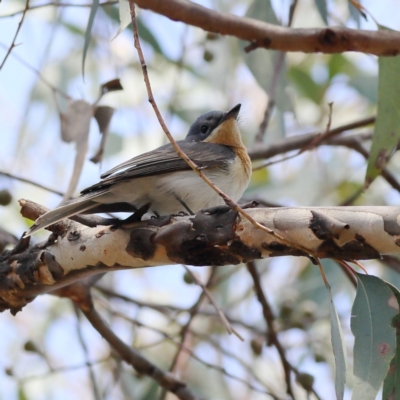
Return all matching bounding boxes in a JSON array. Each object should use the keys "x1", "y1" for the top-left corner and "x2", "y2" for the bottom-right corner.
[{"x1": 26, "y1": 104, "x2": 251, "y2": 236}]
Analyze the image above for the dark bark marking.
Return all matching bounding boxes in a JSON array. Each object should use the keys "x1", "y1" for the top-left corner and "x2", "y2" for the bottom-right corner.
[
  {"x1": 67, "y1": 230, "x2": 81, "y2": 241},
  {"x1": 42, "y1": 252, "x2": 64, "y2": 280},
  {"x1": 309, "y1": 210, "x2": 349, "y2": 240},
  {"x1": 229, "y1": 239, "x2": 261, "y2": 261},
  {"x1": 316, "y1": 238, "x2": 381, "y2": 260},
  {"x1": 155, "y1": 206, "x2": 240, "y2": 265},
  {"x1": 383, "y1": 214, "x2": 400, "y2": 236},
  {"x1": 125, "y1": 229, "x2": 156, "y2": 261},
  {"x1": 261, "y1": 241, "x2": 308, "y2": 258}
]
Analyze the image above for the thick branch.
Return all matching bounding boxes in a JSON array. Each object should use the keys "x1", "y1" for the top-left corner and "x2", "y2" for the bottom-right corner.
[
  {"x1": 2, "y1": 200, "x2": 400, "y2": 312},
  {"x1": 133, "y1": 0, "x2": 400, "y2": 56}
]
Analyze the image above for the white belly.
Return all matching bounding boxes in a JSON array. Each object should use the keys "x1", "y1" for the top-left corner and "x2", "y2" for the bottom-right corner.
[{"x1": 98, "y1": 162, "x2": 250, "y2": 215}]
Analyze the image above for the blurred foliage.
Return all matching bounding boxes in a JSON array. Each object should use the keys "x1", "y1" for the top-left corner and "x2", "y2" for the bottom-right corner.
[{"x1": 1, "y1": 0, "x2": 400, "y2": 399}]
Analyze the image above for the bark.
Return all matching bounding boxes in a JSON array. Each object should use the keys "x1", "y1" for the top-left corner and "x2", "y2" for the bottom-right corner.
[
  {"x1": 1, "y1": 200, "x2": 400, "y2": 313},
  {"x1": 133, "y1": 0, "x2": 400, "y2": 56}
]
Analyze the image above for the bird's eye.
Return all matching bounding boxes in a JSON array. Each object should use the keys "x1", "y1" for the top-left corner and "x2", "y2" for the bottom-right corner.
[{"x1": 200, "y1": 125, "x2": 208, "y2": 134}]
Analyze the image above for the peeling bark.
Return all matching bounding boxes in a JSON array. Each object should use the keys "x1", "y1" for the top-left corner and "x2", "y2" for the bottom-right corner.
[{"x1": 2, "y1": 203, "x2": 400, "y2": 313}]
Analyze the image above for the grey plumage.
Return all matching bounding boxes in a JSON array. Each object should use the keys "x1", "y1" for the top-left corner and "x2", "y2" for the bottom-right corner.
[{"x1": 25, "y1": 104, "x2": 251, "y2": 236}]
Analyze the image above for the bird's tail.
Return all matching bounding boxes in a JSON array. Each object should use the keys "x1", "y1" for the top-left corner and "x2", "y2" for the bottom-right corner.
[{"x1": 25, "y1": 198, "x2": 98, "y2": 237}]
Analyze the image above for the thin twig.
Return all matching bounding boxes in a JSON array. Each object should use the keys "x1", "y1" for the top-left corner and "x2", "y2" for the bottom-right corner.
[
  {"x1": 255, "y1": 0, "x2": 298, "y2": 143},
  {"x1": 166, "y1": 268, "x2": 217, "y2": 381},
  {"x1": 0, "y1": 0, "x2": 30, "y2": 69},
  {"x1": 95, "y1": 285, "x2": 265, "y2": 335},
  {"x1": 0, "y1": 1, "x2": 118, "y2": 18},
  {"x1": 249, "y1": 116, "x2": 375, "y2": 162},
  {"x1": 246, "y1": 261, "x2": 295, "y2": 399},
  {"x1": 96, "y1": 298, "x2": 277, "y2": 398},
  {"x1": 0, "y1": 170, "x2": 63, "y2": 196},
  {"x1": 20, "y1": 358, "x2": 110, "y2": 382},
  {"x1": 78, "y1": 293, "x2": 203, "y2": 400},
  {"x1": 183, "y1": 266, "x2": 244, "y2": 340},
  {"x1": 73, "y1": 305, "x2": 101, "y2": 400},
  {"x1": 299, "y1": 102, "x2": 334, "y2": 152},
  {"x1": 0, "y1": 43, "x2": 70, "y2": 99},
  {"x1": 253, "y1": 104, "x2": 350, "y2": 170}
]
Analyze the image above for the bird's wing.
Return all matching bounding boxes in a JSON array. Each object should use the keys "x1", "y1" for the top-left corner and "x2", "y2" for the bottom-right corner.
[{"x1": 81, "y1": 141, "x2": 235, "y2": 194}]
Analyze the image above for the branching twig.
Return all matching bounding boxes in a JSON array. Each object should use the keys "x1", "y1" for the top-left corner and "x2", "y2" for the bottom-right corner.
[
  {"x1": 255, "y1": 0, "x2": 298, "y2": 143},
  {"x1": 252, "y1": 114, "x2": 373, "y2": 170},
  {"x1": 0, "y1": 170, "x2": 63, "y2": 196},
  {"x1": 246, "y1": 261, "x2": 295, "y2": 399},
  {"x1": 0, "y1": 1, "x2": 118, "y2": 18},
  {"x1": 183, "y1": 266, "x2": 244, "y2": 340},
  {"x1": 0, "y1": 0, "x2": 29, "y2": 69},
  {"x1": 73, "y1": 305, "x2": 101, "y2": 400},
  {"x1": 166, "y1": 268, "x2": 217, "y2": 381},
  {"x1": 96, "y1": 297, "x2": 277, "y2": 398},
  {"x1": 75, "y1": 288, "x2": 203, "y2": 400}
]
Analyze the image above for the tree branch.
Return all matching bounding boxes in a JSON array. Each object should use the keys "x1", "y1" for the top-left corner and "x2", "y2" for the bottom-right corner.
[
  {"x1": 2, "y1": 199, "x2": 400, "y2": 313},
  {"x1": 66, "y1": 285, "x2": 203, "y2": 400},
  {"x1": 133, "y1": 0, "x2": 400, "y2": 56}
]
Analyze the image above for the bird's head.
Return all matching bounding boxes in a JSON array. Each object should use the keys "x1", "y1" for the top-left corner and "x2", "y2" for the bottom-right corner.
[{"x1": 185, "y1": 104, "x2": 242, "y2": 147}]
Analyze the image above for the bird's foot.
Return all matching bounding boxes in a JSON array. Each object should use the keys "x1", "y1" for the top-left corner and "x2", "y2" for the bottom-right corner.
[{"x1": 111, "y1": 202, "x2": 151, "y2": 229}]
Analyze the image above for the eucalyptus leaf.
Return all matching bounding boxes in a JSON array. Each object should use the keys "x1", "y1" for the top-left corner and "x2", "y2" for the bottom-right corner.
[
  {"x1": 348, "y1": 74, "x2": 377, "y2": 104},
  {"x1": 314, "y1": 0, "x2": 328, "y2": 25},
  {"x1": 366, "y1": 25, "x2": 400, "y2": 186},
  {"x1": 348, "y1": 1, "x2": 361, "y2": 28},
  {"x1": 242, "y1": 0, "x2": 291, "y2": 112},
  {"x1": 382, "y1": 283, "x2": 400, "y2": 400},
  {"x1": 112, "y1": 0, "x2": 131, "y2": 40},
  {"x1": 326, "y1": 282, "x2": 347, "y2": 399},
  {"x1": 82, "y1": 0, "x2": 99, "y2": 77},
  {"x1": 288, "y1": 66, "x2": 325, "y2": 104},
  {"x1": 351, "y1": 274, "x2": 397, "y2": 400}
]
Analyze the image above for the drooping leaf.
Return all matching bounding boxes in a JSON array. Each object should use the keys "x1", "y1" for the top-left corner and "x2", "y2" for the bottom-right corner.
[
  {"x1": 243, "y1": 0, "x2": 291, "y2": 112},
  {"x1": 100, "y1": 78, "x2": 124, "y2": 97},
  {"x1": 348, "y1": 1, "x2": 361, "y2": 27},
  {"x1": 59, "y1": 100, "x2": 93, "y2": 200},
  {"x1": 314, "y1": 0, "x2": 328, "y2": 25},
  {"x1": 112, "y1": 0, "x2": 131, "y2": 40},
  {"x1": 90, "y1": 106, "x2": 115, "y2": 164},
  {"x1": 327, "y1": 54, "x2": 357, "y2": 80},
  {"x1": 351, "y1": 274, "x2": 397, "y2": 400},
  {"x1": 348, "y1": 74, "x2": 378, "y2": 104},
  {"x1": 103, "y1": 4, "x2": 165, "y2": 57},
  {"x1": 319, "y1": 262, "x2": 347, "y2": 399},
  {"x1": 365, "y1": 26, "x2": 400, "y2": 186},
  {"x1": 382, "y1": 283, "x2": 400, "y2": 400},
  {"x1": 82, "y1": 0, "x2": 100, "y2": 77},
  {"x1": 287, "y1": 66, "x2": 325, "y2": 104}
]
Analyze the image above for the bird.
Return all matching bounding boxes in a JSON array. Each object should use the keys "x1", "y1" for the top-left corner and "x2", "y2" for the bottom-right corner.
[{"x1": 25, "y1": 104, "x2": 251, "y2": 236}]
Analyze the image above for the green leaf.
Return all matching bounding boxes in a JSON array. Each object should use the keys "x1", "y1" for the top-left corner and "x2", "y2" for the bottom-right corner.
[
  {"x1": 348, "y1": 1, "x2": 361, "y2": 28},
  {"x1": 348, "y1": 74, "x2": 378, "y2": 104},
  {"x1": 326, "y1": 282, "x2": 347, "y2": 400},
  {"x1": 102, "y1": 4, "x2": 165, "y2": 57},
  {"x1": 82, "y1": 0, "x2": 99, "y2": 77},
  {"x1": 318, "y1": 261, "x2": 347, "y2": 399},
  {"x1": 112, "y1": 0, "x2": 131, "y2": 40},
  {"x1": 314, "y1": 0, "x2": 328, "y2": 25},
  {"x1": 327, "y1": 54, "x2": 357, "y2": 80},
  {"x1": 366, "y1": 28, "x2": 400, "y2": 186},
  {"x1": 351, "y1": 274, "x2": 397, "y2": 400},
  {"x1": 243, "y1": 0, "x2": 291, "y2": 112},
  {"x1": 287, "y1": 66, "x2": 325, "y2": 104},
  {"x1": 382, "y1": 283, "x2": 400, "y2": 400}
]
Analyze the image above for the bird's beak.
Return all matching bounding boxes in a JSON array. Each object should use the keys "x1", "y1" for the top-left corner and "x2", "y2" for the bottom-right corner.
[{"x1": 220, "y1": 104, "x2": 241, "y2": 123}]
